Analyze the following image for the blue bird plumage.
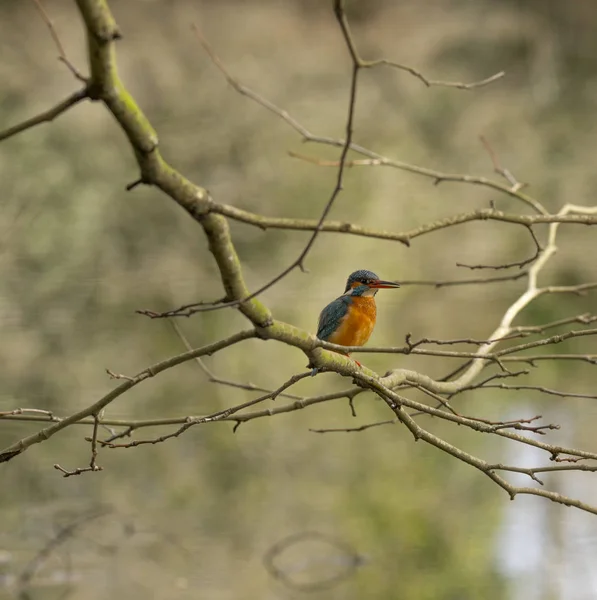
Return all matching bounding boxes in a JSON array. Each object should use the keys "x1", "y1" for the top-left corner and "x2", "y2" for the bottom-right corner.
[
  {"x1": 317, "y1": 295, "x2": 350, "y2": 341},
  {"x1": 317, "y1": 284, "x2": 374, "y2": 340}
]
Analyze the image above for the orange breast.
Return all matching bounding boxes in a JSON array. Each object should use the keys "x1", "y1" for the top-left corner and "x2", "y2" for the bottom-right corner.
[{"x1": 327, "y1": 297, "x2": 377, "y2": 347}]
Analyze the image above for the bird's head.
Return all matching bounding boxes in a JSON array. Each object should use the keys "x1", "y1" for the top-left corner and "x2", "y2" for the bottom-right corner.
[{"x1": 344, "y1": 269, "x2": 401, "y2": 297}]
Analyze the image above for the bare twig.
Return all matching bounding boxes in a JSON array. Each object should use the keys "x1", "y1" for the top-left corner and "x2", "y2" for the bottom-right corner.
[
  {"x1": 54, "y1": 414, "x2": 103, "y2": 477},
  {"x1": 168, "y1": 320, "x2": 303, "y2": 400},
  {"x1": 30, "y1": 0, "x2": 87, "y2": 80},
  {"x1": 513, "y1": 313, "x2": 597, "y2": 333},
  {"x1": 310, "y1": 420, "x2": 397, "y2": 433},
  {"x1": 398, "y1": 270, "x2": 529, "y2": 287},
  {"x1": 0, "y1": 408, "x2": 55, "y2": 419},
  {"x1": 136, "y1": 297, "x2": 229, "y2": 319},
  {"x1": 480, "y1": 134, "x2": 525, "y2": 191},
  {"x1": 362, "y1": 59, "x2": 504, "y2": 90},
  {"x1": 0, "y1": 329, "x2": 257, "y2": 462},
  {"x1": 0, "y1": 89, "x2": 88, "y2": 143},
  {"x1": 456, "y1": 225, "x2": 541, "y2": 271},
  {"x1": 95, "y1": 372, "x2": 312, "y2": 448}
]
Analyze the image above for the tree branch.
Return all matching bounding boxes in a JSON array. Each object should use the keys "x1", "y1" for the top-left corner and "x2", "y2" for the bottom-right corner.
[
  {"x1": 0, "y1": 88, "x2": 88, "y2": 143},
  {"x1": 0, "y1": 329, "x2": 257, "y2": 462}
]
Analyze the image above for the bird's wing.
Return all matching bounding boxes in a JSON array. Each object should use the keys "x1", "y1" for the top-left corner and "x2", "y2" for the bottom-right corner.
[{"x1": 317, "y1": 295, "x2": 351, "y2": 340}]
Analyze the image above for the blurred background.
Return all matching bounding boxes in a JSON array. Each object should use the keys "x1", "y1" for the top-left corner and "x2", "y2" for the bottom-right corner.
[{"x1": 1, "y1": 0, "x2": 597, "y2": 598}]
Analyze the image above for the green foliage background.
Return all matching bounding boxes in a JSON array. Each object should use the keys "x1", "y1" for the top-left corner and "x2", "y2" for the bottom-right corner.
[{"x1": 1, "y1": 1, "x2": 596, "y2": 598}]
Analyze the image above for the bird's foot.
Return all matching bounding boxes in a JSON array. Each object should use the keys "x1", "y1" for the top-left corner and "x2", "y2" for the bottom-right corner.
[{"x1": 346, "y1": 353, "x2": 362, "y2": 368}]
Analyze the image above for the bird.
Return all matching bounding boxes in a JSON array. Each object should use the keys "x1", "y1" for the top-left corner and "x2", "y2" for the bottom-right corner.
[{"x1": 315, "y1": 269, "x2": 400, "y2": 369}]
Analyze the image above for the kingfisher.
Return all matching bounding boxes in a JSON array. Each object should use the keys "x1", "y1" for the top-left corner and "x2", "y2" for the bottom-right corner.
[{"x1": 316, "y1": 269, "x2": 400, "y2": 368}]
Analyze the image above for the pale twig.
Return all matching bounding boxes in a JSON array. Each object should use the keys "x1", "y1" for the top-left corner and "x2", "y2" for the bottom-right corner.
[
  {"x1": 361, "y1": 59, "x2": 504, "y2": 90},
  {"x1": 0, "y1": 407, "x2": 54, "y2": 419}
]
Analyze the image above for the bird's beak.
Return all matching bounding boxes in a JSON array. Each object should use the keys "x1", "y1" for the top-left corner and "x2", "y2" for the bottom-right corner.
[{"x1": 369, "y1": 279, "x2": 400, "y2": 289}]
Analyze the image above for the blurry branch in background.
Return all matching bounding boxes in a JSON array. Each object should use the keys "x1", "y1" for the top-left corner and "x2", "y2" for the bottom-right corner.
[
  {"x1": 480, "y1": 134, "x2": 526, "y2": 192},
  {"x1": 30, "y1": 0, "x2": 87, "y2": 81},
  {"x1": 16, "y1": 506, "x2": 109, "y2": 600},
  {"x1": 1, "y1": 0, "x2": 597, "y2": 516},
  {"x1": 263, "y1": 531, "x2": 367, "y2": 592}
]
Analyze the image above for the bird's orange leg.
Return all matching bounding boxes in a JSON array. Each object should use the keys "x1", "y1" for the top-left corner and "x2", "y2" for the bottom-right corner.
[{"x1": 345, "y1": 353, "x2": 362, "y2": 368}]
